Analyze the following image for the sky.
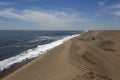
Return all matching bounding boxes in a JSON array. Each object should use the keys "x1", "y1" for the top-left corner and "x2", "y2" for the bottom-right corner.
[{"x1": 0, "y1": 0, "x2": 120, "y2": 30}]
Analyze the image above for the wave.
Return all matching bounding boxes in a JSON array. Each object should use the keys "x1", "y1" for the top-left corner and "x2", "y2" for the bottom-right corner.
[
  {"x1": 0, "y1": 34, "x2": 80, "y2": 71},
  {"x1": 28, "y1": 36, "x2": 60, "y2": 43}
]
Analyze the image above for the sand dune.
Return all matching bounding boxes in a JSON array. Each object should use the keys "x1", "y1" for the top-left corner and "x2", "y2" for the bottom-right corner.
[{"x1": 2, "y1": 31, "x2": 120, "y2": 80}]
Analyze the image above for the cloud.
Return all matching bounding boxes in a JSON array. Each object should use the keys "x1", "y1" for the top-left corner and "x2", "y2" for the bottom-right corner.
[
  {"x1": 99, "y1": 2, "x2": 120, "y2": 17},
  {"x1": 0, "y1": 8, "x2": 91, "y2": 28},
  {"x1": 112, "y1": 4, "x2": 120, "y2": 9},
  {"x1": 105, "y1": 4, "x2": 120, "y2": 9},
  {"x1": 0, "y1": 2, "x2": 14, "y2": 6},
  {"x1": 105, "y1": 4, "x2": 120, "y2": 16},
  {"x1": 98, "y1": 0, "x2": 107, "y2": 7},
  {"x1": 112, "y1": 11, "x2": 120, "y2": 16}
]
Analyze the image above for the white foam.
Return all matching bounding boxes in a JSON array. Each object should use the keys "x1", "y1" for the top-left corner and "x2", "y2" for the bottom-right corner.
[
  {"x1": 28, "y1": 36, "x2": 60, "y2": 43},
  {"x1": 0, "y1": 34, "x2": 80, "y2": 71}
]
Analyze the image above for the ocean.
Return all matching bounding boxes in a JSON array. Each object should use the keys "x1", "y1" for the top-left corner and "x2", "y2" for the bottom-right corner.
[{"x1": 0, "y1": 30, "x2": 83, "y2": 72}]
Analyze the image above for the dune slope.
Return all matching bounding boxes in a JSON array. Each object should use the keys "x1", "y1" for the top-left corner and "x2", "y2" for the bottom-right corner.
[{"x1": 3, "y1": 31, "x2": 120, "y2": 80}]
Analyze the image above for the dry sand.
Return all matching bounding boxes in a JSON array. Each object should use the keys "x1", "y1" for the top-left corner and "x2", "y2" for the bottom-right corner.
[{"x1": 2, "y1": 30, "x2": 120, "y2": 80}]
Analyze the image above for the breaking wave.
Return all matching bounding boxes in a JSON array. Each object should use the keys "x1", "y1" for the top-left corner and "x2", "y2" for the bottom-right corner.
[{"x1": 0, "y1": 34, "x2": 80, "y2": 71}]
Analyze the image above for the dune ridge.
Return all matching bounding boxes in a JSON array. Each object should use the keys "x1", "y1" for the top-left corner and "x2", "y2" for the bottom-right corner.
[{"x1": 2, "y1": 31, "x2": 120, "y2": 80}]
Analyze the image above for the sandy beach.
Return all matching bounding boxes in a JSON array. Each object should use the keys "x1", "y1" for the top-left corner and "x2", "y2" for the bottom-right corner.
[{"x1": 2, "y1": 30, "x2": 120, "y2": 80}]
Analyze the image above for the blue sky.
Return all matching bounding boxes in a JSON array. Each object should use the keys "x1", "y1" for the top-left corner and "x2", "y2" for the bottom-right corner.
[{"x1": 0, "y1": 0, "x2": 120, "y2": 30}]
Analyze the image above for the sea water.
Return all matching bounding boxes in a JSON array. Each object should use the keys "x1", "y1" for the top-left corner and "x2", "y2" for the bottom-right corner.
[{"x1": 0, "y1": 30, "x2": 83, "y2": 71}]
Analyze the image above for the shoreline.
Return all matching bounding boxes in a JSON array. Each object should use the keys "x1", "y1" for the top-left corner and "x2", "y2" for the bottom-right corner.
[
  {"x1": 0, "y1": 58, "x2": 35, "y2": 79},
  {"x1": 2, "y1": 30, "x2": 120, "y2": 80},
  {"x1": 0, "y1": 33, "x2": 81, "y2": 79}
]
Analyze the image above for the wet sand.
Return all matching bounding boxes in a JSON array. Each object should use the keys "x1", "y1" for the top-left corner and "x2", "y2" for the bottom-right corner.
[{"x1": 0, "y1": 58, "x2": 34, "y2": 79}]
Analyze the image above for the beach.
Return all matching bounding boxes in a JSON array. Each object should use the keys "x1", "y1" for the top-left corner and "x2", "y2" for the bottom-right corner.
[{"x1": 2, "y1": 30, "x2": 120, "y2": 80}]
